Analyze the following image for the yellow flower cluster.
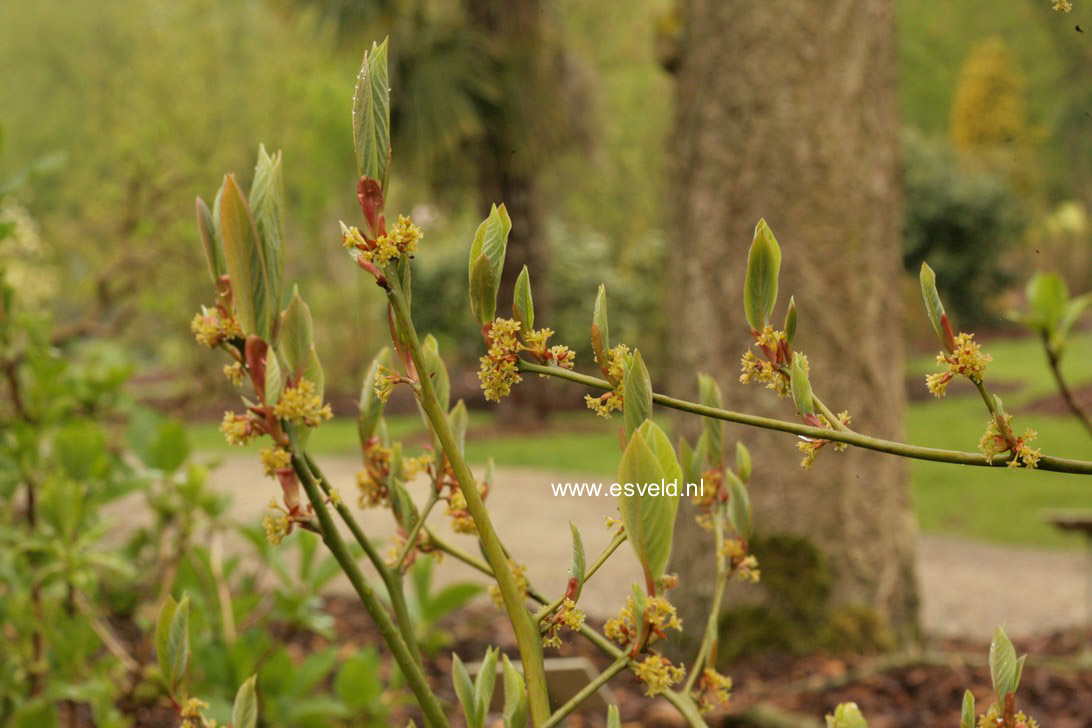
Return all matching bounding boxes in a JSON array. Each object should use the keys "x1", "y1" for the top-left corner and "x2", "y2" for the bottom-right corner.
[
  {"x1": 190, "y1": 306, "x2": 242, "y2": 348},
  {"x1": 373, "y1": 364, "x2": 401, "y2": 404},
  {"x1": 633, "y1": 653, "x2": 685, "y2": 697},
  {"x1": 446, "y1": 483, "x2": 491, "y2": 534},
  {"x1": 223, "y1": 361, "x2": 245, "y2": 386},
  {"x1": 180, "y1": 697, "x2": 217, "y2": 728},
  {"x1": 795, "y1": 411, "x2": 851, "y2": 469},
  {"x1": 355, "y1": 445, "x2": 393, "y2": 508},
  {"x1": 691, "y1": 668, "x2": 733, "y2": 714},
  {"x1": 345, "y1": 215, "x2": 423, "y2": 268},
  {"x1": 979, "y1": 414, "x2": 1042, "y2": 469},
  {"x1": 479, "y1": 318, "x2": 523, "y2": 402},
  {"x1": 976, "y1": 705, "x2": 1039, "y2": 728},
  {"x1": 272, "y1": 378, "x2": 333, "y2": 427},
  {"x1": 542, "y1": 598, "x2": 586, "y2": 647},
  {"x1": 489, "y1": 559, "x2": 529, "y2": 608},
  {"x1": 220, "y1": 411, "x2": 258, "y2": 446},
  {"x1": 926, "y1": 332, "x2": 992, "y2": 397},
  {"x1": 585, "y1": 344, "x2": 629, "y2": 417},
  {"x1": 260, "y1": 446, "x2": 292, "y2": 477},
  {"x1": 1053, "y1": 0, "x2": 1072, "y2": 12},
  {"x1": 262, "y1": 511, "x2": 292, "y2": 545},
  {"x1": 739, "y1": 328, "x2": 804, "y2": 398},
  {"x1": 721, "y1": 539, "x2": 761, "y2": 583}
]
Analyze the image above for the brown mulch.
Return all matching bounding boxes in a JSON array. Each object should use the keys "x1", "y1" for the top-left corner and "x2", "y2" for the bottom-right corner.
[{"x1": 1020, "y1": 382, "x2": 1092, "y2": 418}]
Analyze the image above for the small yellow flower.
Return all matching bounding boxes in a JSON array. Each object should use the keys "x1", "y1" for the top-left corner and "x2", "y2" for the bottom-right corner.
[
  {"x1": 543, "y1": 598, "x2": 586, "y2": 647},
  {"x1": 180, "y1": 697, "x2": 215, "y2": 728},
  {"x1": 223, "y1": 361, "x2": 246, "y2": 386},
  {"x1": 604, "y1": 597, "x2": 637, "y2": 646},
  {"x1": 191, "y1": 306, "x2": 242, "y2": 348},
  {"x1": 272, "y1": 378, "x2": 333, "y2": 427},
  {"x1": 260, "y1": 447, "x2": 292, "y2": 477},
  {"x1": 979, "y1": 414, "x2": 1041, "y2": 469},
  {"x1": 328, "y1": 487, "x2": 342, "y2": 506},
  {"x1": 720, "y1": 538, "x2": 761, "y2": 582},
  {"x1": 373, "y1": 364, "x2": 400, "y2": 404},
  {"x1": 220, "y1": 411, "x2": 257, "y2": 446},
  {"x1": 926, "y1": 332, "x2": 991, "y2": 397},
  {"x1": 633, "y1": 653, "x2": 685, "y2": 696},
  {"x1": 355, "y1": 215, "x2": 423, "y2": 267},
  {"x1": 739, "y1": 330, "x2": 803, "y2": 398},
  {"x1": 478, "y1": 318, "x2": 524, "y2": 402},
  {"x1": 645, "y1": 595, "x2": 683, "y2": 636},
  {"x1": 585, "y1": 344, "x2": 628, "y2": 417},
  {"x1": 488, "y1": 559, "x2": 529, "y2": 608},
  {"x1": 691, "y1": 668, "x2": 733, "y2": 714},
  {"x1": 1053, "y1": 0, "x2": 1072, "y2": 12},
  {"x1": 795, "y1": 411, "x2": 850, "y2": 469},
  {"x1": 340, "y1": 222, "x2": 367, "y2": 250},
  {"x1": 262, "y1": 512, "x2": 292, "y2": 545}
]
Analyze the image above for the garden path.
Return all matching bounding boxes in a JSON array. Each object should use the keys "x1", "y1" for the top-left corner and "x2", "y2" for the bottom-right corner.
[{"x1": 172, "y1": 455, "x2": 1086, "y2": 639}]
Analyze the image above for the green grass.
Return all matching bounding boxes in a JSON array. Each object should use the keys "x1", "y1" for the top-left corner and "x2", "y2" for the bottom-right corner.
[{"x1": 193, "y1": 334, "x2": 1091, "y2": 549}]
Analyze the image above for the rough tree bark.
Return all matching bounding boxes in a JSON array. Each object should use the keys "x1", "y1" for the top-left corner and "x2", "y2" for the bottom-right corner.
[{"x1": 666, "y1": 0, "x2": 920, "y2": 647}]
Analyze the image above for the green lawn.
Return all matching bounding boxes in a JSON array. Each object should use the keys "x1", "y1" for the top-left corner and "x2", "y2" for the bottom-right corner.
[{"x1": 192, "y1": 334, "x2": 1091, "y2": 549}]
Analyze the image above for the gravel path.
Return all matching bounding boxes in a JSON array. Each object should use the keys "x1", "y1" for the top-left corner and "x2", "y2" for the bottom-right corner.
[{"x1": 179, "y1": 454, "x2": 1086, "y2": 639}]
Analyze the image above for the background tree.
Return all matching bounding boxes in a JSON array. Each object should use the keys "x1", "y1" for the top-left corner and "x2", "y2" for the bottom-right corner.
[{"x1": 665, "y1": 0, "x2": 920, "y2": 649}]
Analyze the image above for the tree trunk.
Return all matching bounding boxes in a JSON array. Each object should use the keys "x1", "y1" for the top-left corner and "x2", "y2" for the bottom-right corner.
[
  {"x1": 468, "y1": 0, "x2": 554, "y2": 421},
  {"x1": 666, "y1": 0, "x2": 919, "y2": 648}
]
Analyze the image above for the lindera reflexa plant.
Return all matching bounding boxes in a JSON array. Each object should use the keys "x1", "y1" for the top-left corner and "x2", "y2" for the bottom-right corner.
[{"x1": 188, "y1": 40, "x2": 1088, "y2": 727}]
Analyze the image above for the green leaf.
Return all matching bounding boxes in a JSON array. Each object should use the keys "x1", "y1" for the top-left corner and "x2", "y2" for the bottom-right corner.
[
  {"x1": 249, "y1": 145, "x2": 285, "y2": 316},
  {"x1": 622, "y1": 350, "x2": 652, "y2": 444},
  {"x1": 232, "y1": 675, "x2": 258, "y2": 728},
  {"x1": 592, "y1": 284, "x2": 610, "y2": 372},
  {"x1": 280, "y1": 286, "x2": 314, "y2": 381},
  {"x1": 469, "y1": 253, "x2": 497, "y2": 327},
  {"x1": 166, "y1": 594, "x2": 191, "y2": 692},
  {"x1": 919, "y1": 263, "x2": 950, "y2": 351},
  {"x1": 358, "y1": 347, "x2": 392, "y2": 446},
  {"x1": 335, "y1": 650, "x2": 383, "y2": 713},
  {"x1": 790, "y1": 354, "x2": 814, "y2": 417},
  {"x1": 726, "y1": 470, "x2": 752, "y2": 539},
  {"x1": 220, "y1": 174, "x2": 272, "y2": 340},
  {"x1": 1025, "y1": 273, "x2": 1067, "y2": 332},
  {"x1": 421, "y1": 334, "x2": 450, "y2": 414},
  {"x1": 448, "y1": 400, "x2": 469, "y2": 456},
  {"x1": 54, "y1": 420, "x2": 107, "y2": 480},
  {"x1": 784, "y1": 296, "x2": 797, "y2": 346},
  {"x1": 129, "y1": 409, "x2": 190, "y2": 473},
  {"x1": 452, "y1": 653, "x2": 480, "y2": 728},
  {"x1": 264, "y1": 349, "x2": 283, "y2": 407},
  {"x1": 195, "y1": 196, "x2": 226, "y2": 284},
  {"x1": 825, "y1": 702, "x2": 868, "y2": 728},
  {"x1": 154, "y1": 595, "x2": 178, "y2": 692},
  {"x1": 679, "y1": 437, "x2": 701, "y2": 490},
  {"x1": 353, "y1": 39, "x2": 391, "y2": 191},
  {"x1": 474, "y1": 647, "x2": 499, "y2": 722},
  {"x1": 513, "y1": 265, "x2": 534, "y2": 332},
  {"x1": 606, "y1": 704, "x2": 621, "y2": 728},
  {"x1": 960, "y1": 690, "x2": 975, "y2": 728},
  {"x1": 989, "y1": 625, "x2": 1022, "y2": 704},
  {"x1": 467, "y1": 204, "x2": 511, "y2": 325},
  {"x1": 744, "y1": 219, "x2": 782, "y2": 330},
  {"x1": 617, "y1": 429, "x2": 675, "y2": 583},
  {"x1": 1058, "y1": 292, "x2": 1091, "y2": 344},
  {"x1": 698, "y1": 374, "x2": 724, "y2": 468},
  {"x1": 568, "y1": 522, "x2": 586, "y2": 600},
  {"x1": 501, "y1": 655, "x2": 528, "y2": 728},
  {"x1": 736, "y1": 441, "x2": 752, "y2": 483},
  {"x1": 637, "y1": 420, "x2": 683, "y2": 488}
]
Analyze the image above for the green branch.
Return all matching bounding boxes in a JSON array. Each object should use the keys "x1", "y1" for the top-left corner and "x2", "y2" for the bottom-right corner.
[
  {"x1": 518, "y1": 361, "x2": 1092, "y2": 475},
  {"x1": 385, "y1": 275, "x2": 552, "y2": 725},
  {"x1": 291, "y1": 454, "x2": 448, "y2": 728}
]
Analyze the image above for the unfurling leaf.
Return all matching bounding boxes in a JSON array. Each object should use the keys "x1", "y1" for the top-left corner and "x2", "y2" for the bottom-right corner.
[
  {"x1": 1024, "y1": 272, "x2": 1067, "y2": 333},
  {"x1": 513, "y1": 265, "x2": 534, "y2": 332},
  {"x1": 280, "y1": 286, "x2": 314, "y2": 381},
  {"x1": 250, "y1": 145, "x2": 286, "y2": 316},
  {"x1": 622, "y1": 350, "x2": 652, "y2": 444},
  {"x1": 154, "y1": 596, "x2": 178, "y2": 692},
  {"x1": 606, "y1": 705, "x2": 621, "y2": 728},
  {"x1": 617, "y1": 427, "x2": 678, "y2": 584},
  {"x1": 726, "y1": 470, "x2": 752, "y2": 539},
  {"x1": 790, "y1": 354, "x2": 814, "y2": 417},
  {"x1": 468, "y1": 204, "x2": 511, "y2": 327},
  {"x1": 698, "y1": 374, "x2": 724, "y2": 467},
  {"x1": 919, "y1": 262, "x2": 953, "y2": 353},
  {"x1": 592, "y1": 284, "x2": 610, "y2": 372},
  {"x1": 220, "y1": 174, "x2": 273, "y2": 340},
  {"x1": 744, "y1": 218, "x2": 782, "y2": 331},
  {"x1": 353, "y1": 39, "x2": 391, "y2": 191},
  {"x1": 421, "y1": 334, "x2": 450, "y2": 414},
  {"x1": 264, "y1": 350, "x2": 283, "y2": 406},
  {"x1": 736, "y1": 441, "x2": 752, "y2": 483},
  {"x1": 358, "y1": 347, "x2": 392, "y2": 446},
  {"x1": 784, "y1": 296, "x2": 798, "y2": 347},
  {"x1": 452, "y1": 653, "x2": 480, "y2": 728},
  {"x1": 989, "y1": 625, "x2": 1024, "y2": 705},
  {"x1": 960, "y1": 690, "x2": 975, "y2": 728},
  {"x1": 448, "y1": 400, "x2": 469, "y2": 456},
  {"x1": 166, "y1": 594, "x2": 190, "y2": 692},
  {"x1": 502, "y1": 655, "x2": 529, "y2": 728},
  {"x1": 231, "y1": 675, "x2": 258, "y2": 728},
  {"x1": 568, "y1": 523, "x2": 586, "y2": 600},
  {"x1": 474, "y1": 647, "x2": 499, "y2": 723},
  {"x1": 679, "y1": 437, "x2": 700, "y2": 492},
  {"x1": 195, "y1": 196, "x2": 226, "y2": 284}
]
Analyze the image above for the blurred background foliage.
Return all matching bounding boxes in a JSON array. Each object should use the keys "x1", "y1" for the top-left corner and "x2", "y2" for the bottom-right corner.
[{"x1": 0, "y1": 0, "x2": 1088, "y2": 409}]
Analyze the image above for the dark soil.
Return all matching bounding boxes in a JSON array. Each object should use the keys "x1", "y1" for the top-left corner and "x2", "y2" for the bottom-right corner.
[{"x1": 1020, "y1": 382, "x2": 1092, "y2": 418}]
